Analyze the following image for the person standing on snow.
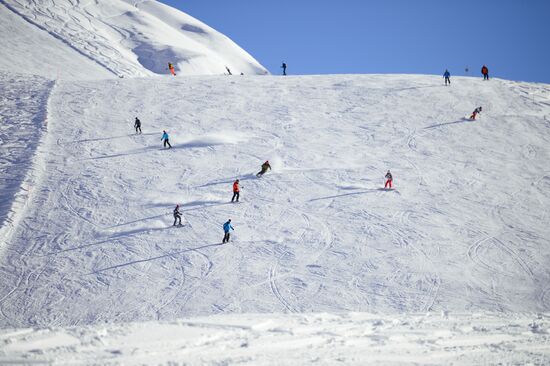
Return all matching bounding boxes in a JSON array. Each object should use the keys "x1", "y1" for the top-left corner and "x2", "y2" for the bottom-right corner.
[
  {"x1": 281, "y1": 62, "x2": 287, "y2": 76},
  {"x1": 222, "y1": 219, "x2": 234, "y2": 243},
  {"x1": 231, "y1": 179, "x2": 240, "y2": 202},
  {"x1": 168, "y1": 63, "x2": 176, "y2": 76},
  {"x1": 161, "y1": 130, "x2": 172, "y2": 149},
  {"x1": 256, "y1": 160, "x2": 272, "y2": 177},
  {"x1": 173, "y1": 204, "x2": 182, "y2": 226},
  {"x1": 470, "y1": 106, "x2": 482, "y2": 120},
  {"x1": 384, "y1": 170, "x2": 393, "y2": 189},
  {"x1": 481, "y1": 65, "x2": 489, "y2": 80},
  {"x1": 134, "y1": 117, "x2": 142, "y2": 134},
  {"x1": 443, "y1": 69, "x2": 451, "y2": 85}
]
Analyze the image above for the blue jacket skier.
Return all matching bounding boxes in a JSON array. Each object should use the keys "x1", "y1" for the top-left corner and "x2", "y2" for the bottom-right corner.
[
  {"x1": 443, "y1": 69, "x2": 451, "y2": 85},
  {"x1": 161, "y1": 130, "x2": 171, "y2": 148},
  {"x1": 222, "y1": 219, "x2": 234, "y2": 243}
]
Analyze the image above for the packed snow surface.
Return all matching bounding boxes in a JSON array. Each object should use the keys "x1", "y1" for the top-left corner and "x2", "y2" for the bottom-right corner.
[
  {"x1": 1, "y1": 74, "x2": 549, "y2": 331},
  {"x1": 0, "y1": 0, "x2": 268, "y2": 78},
  {"x1": 1, "y1": 313, "x2": 548, "y2": 365}
]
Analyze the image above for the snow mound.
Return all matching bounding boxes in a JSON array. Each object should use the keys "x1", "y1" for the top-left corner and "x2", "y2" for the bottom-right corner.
[
  {"x1": 1, "y1": 313, "x2": 548, "y2": 365},
  {"x1": 0, "y1": 0, "x2": 268, "y2": 79}
]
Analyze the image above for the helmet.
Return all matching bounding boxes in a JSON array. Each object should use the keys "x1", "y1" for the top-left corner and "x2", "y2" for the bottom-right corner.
[{"x1": 228, "y1": 219, "x2": 231, "y2": 222}]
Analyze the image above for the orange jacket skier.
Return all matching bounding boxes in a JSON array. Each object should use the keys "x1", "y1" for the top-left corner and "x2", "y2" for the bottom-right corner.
[{"x1": 168, "y1": 63, "x2": 176, "y2": 76}]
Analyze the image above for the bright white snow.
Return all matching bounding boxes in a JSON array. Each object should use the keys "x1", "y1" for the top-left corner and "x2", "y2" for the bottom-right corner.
[
  {"x1": 0, "y1": 74, "x2": 549, "y2": 330},
  {"x1": 0, "y1": 313, "x2": 548, "y2": 365},
  {"x1": 1, "y1": 2, "x2": 550, "y2": 363},
  {"x1": 0, "y1": 0, "x2": 268, "y2": 78}
]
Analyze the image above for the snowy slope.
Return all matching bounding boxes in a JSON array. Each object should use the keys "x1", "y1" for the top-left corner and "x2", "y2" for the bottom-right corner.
[
  {"x1": 0, "y1": 74, "x2": 549, "y2": 330},
  {"x1": 0, "y1": 0, "x2": 268, "y2": 78},
  {"x1": 1, "y1": 313, "x2": 548, "y2": 365}
]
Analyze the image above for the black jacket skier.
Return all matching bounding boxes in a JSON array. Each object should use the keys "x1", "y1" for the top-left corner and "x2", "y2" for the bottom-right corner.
[
  {"x1": 134, "y1": 117, "x2": 142, "y2": 134},
  {"x1": 173, "y1": 204, "x2": 182, "y2": 226}
]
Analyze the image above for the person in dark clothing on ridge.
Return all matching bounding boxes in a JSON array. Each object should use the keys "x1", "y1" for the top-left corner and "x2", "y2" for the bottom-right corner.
[
  {"x1": 443, "y1": 69, "x2": 451, "y2": 85},
  {"x1": 173, "y1": 204, "x2": 182, "y2": 226},
  {"x1": 281, "y1": 62, "x2": 287, "y2": 76},
  {"x1": 256, "y1": 160, "x2": 272, "y2": 177},
  {"x1": 481, "y1": 65, "x2": 489, "y2": 80},
  {"x1": 134, "y1": 117, "x2": 142, "y2": 134},
  {"x1": 231, "y1": 179, "x2": 240, "y2": 202},
  {"x1": 222, "y1": 219, "x2": 234, "y2": 243}
]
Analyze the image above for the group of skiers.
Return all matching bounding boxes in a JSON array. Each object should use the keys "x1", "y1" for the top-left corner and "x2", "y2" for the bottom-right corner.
[
  {"x1": 442, "y1": 65, "x2": 489, "y2": 120},
  {"x1": 158, "y1": 62, "x2": 492, "y2": 242}
]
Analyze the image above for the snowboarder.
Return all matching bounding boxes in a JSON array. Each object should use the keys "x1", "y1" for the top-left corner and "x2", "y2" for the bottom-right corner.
[
  {"x1": 281, "y1": 62, "x2": 287, "y2": 76},
  {"x1": 225, "y1": 66, "x2": 232, "y2": 75},
  {"x1": 173, "y1": 204, "x2": 182, "y2": 226},
  {"x1": 470, "y1": 106, "x2": 482, "y2": 120},
  {"x1": 222, "y1": 219, "x2": 234, "y2": 243},
  {"x1": 256, "y1": 160, "x2": 272, "y2": 177},
  {"x1": 134, "y1": 117, "x2": 142, "y2": 134},
  {"x1": 481, "y1": 65, "x2": 489, "y2": 80},
  {"x1": 443, "y1": 69, "x2": 451, "y2": 85},
  {"x1": 161, "y1": 130, "x2": 172, "y2": 148},
  {"x1": 384, "y1": 170, "x2": 393, "y2": 189},
  {"x1": 231, "y1": 179, "x2": 240, "y2": 202},
  {"x1": 168, "y1": 63, "x2": 176, "y2": 76}
]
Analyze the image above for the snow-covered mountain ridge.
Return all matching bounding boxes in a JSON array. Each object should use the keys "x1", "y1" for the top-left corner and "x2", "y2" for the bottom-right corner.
[{"x1": 0, "y1": 0, "x2": 268, "y2": 79}]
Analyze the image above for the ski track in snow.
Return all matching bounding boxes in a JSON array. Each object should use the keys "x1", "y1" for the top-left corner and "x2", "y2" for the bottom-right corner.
[{"x1": 0, "y1": 75, "x2": 549, "y2": 329}]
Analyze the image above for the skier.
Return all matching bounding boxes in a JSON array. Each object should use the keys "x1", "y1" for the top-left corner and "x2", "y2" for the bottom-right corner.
[
  {"x1": 470, "y1": 106, "x2": 482, "y2": 120},
  {"x1": 225, "y1": 66, "x2": 232, "y2": 75},
  {"x1": 443, "y1": 69, "x2": 451, "y2": 85},
  {"x1": 281, "y1": 62, "x2": 287, "y2": 76},
  {"x1": 222, "y1": 219, "x2": 234, "y2": 243},
  {"x1": 481, "y1": 65, "x2": 489, "y2": 80},
  {"x1": 134, "y1": 117, "x2": 142, "y2": 134},
  {"x1": 256, "y1": 160, "x2": 272, "y2": 177},
  {"x1": 168, "y1": 62, "x2": 176, "y2": 76},
  {"x1": 161, "y1": 130, "x2": 172, "y2": 148},
  {"x1": 173, "y1": 204, "x2": 182, "y2": 226},
  {"x1": 231, "y1": 179, "x2": 240, "y2": 202},
  {"x1": 384, "y1": 170, "x2": 393, "y2": 189}
]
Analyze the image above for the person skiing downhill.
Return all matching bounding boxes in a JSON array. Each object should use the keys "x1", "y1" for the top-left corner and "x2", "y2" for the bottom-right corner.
[
  {"x1": 225, "y1": 66, "x2": 232, "y2": 75},
  {"x1": 161, "y1": 130, "x2": 172, "y2": 148},
  {"x1": 168, "y1": 63, "x2": 176, "y2": 76},
  {"x1": 173, "y1": 204, "x2": 182, "y2": 226},
  {"x1": 470, "y1": 106, "x2": 482, "y2": 120},
  {"x1": 231, "y1": 179, "x2": 240, "y2": 202},
  {"x1": 281, "y1": 62, "x2": 287, "y2": 76},
  {"x1": 443, "y1": 69, "x2": 451, "y2": 85},
  {"x1": 222, "y1": 219, "x2": 234, "y2": 243},
  {"x1": 256, "y1": 160, "x2": 272, "y2": 177},
  {"x1": 481, "y1": 65, "x2": 489, "y2": 80},
  {"x1": 384, "y1": 170, "x2": 393, "y2": 189},
  {"x1": 134, "y1": 117, "x2": 142, "y2": 134}
]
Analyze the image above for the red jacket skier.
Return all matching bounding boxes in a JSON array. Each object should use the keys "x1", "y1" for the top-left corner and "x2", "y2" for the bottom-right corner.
[
  {"x1": 231, "y1": 179, "x2": 240, "y2": 202},
  {"x1": 384, "y1": 170, "x2": 393, "y2": 189}
]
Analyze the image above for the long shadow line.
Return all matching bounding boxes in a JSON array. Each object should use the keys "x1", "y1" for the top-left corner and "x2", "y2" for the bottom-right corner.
[
  {"x1": 424, "y1": 119, "x2": 470, "y2": 129},
  {"x1": 86, "y1": 242, "x2": 223, "y2": 275},
  {"x1": 309, "y1": 189, "x2": 379, "y2": 202}
]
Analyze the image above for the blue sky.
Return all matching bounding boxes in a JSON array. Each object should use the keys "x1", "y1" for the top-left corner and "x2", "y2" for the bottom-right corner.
[{"x1": 161, "y1": 0, "x2": 550, "y2": 83}]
